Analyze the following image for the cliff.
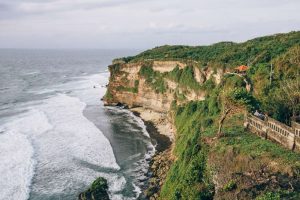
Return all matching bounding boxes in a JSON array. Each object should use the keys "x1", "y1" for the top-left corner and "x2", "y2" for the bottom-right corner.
[
  {"x1": 104, "y1": 60, "x2": 222, "y2": 112},
  {"x1": 104, "y1": 31, "x2": 300, "y2": 200}
]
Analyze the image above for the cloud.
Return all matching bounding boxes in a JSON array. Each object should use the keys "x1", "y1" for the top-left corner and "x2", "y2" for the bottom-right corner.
[
  {"x1": 0, "y1": 0, "x2": 299, "y2": 48},
  {"x1": 0, "y1": 0, "x2": 152, "y2": 19}
]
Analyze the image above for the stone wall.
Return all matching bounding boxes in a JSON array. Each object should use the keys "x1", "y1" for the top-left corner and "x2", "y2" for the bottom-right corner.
[
  {"x1": 292, "y1": 121, "x2": 300, "y2": 151},
  {"x1": 245, "y1": 114, "x2": 300, "y2": 151}
]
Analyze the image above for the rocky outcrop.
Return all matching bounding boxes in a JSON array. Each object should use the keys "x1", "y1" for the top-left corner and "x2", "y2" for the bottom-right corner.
[
  {"x1": 144, "y1": 149, "x2": 173, "y2": 200},
  {"x1": 78, "y1": 177, "x2": 110, "y2": 200}
]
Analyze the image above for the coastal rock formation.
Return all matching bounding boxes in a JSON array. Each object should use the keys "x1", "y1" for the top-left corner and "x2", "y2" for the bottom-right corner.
[{"x1": 78, "y1": 177, "x2": 110, "y2": 200}]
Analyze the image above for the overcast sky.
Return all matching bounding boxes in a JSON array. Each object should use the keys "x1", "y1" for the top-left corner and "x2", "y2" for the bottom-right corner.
[{"x1": 0, "y1": 0, "x2": 299, "y2": 49}]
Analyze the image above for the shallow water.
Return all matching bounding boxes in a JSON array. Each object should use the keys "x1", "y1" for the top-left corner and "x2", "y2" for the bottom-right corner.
[{"x1": 0, "y1": 49, "x2": 153, "y2": 200}]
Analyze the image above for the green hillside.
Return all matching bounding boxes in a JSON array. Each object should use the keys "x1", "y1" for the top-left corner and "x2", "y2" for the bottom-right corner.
[{"x1": 120, "y1": 31, "x2": 300, "y2": 68}]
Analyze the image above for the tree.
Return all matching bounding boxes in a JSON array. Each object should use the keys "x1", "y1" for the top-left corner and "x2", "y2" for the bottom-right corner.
[
  {"x1": 217, "y1": 88, "x2": 259, "y2": 137},
  {"x1": 217, "y1": 88, "x2": 236, "y2": 137},
  {"x1": 277, "y1": 78, "x2": 300, "y2": 119},
  {"x1": 289, "y1": 45, "x2": 300, "y2": 66}
]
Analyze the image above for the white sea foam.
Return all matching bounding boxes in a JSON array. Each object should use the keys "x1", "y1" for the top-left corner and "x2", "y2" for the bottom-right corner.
[
  {"x1": 27, "y1": 94, "x2": 121, "y2": 196},
  {"x1": 0, "y1": 131, "x2": 34, "y2": 200},
  {"x1": 38, "y1": 94, "x2": 119, "y2": 169},
  {"x1": 29, "y1": 73, "x2": 108, "y2": 100},
  {"x1": 132, "y1": 183, "x2": 142, "y2": 199},
  {"x1": 105, "y1": 106, "x2": 157, "y2": 199},
  {"x1": 0, "y1": 92, "x2": 121, "y2": 199},
  {"x1": 106, "y1": 106, "x2": 151, "y2": 138},
  {"x1": 1, "y1": 72, "x2": 153, "y2": 199},
  {"x1": 0, "y1": 110, "x2": 52, "y2": 200}
]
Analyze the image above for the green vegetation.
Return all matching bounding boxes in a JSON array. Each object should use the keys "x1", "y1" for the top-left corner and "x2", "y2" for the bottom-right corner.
[
  {"x1": 78, "y1": 177, "x2": 109, "y2": 200},
  {"x1": 104, "y1": 89, "x2": 113, "y2": 100},
  {"x1": 255, "y1": 190, "x2": 300, "y2": 200},
  {"x1": 160, "y1": 94, "x2": 220, "y2": 199},
  {"x1": 119, "y1": 31, "x2": 300, "y2": 122},
  {"x1": 216, "y1": 120, "x2": 300, "y2": 165},
  {"x1": 139, "y1": 64, "x2": 167, "y2": 93},
  {"x1": 222, "y1": 180, "x2": 237, "y2": 192},
  {"x1": 107, "y1": 32, "x2": 300, "y2": 199},
  {"x1": 160, "y1": 98, "x2": 300, "y2": 199},
  {"x1": 256, "y1": 192, "x2": 281, "y2": 200},
  {"x1": 116, "y1": 85, "x2": 138, "y2": 93},
  {"x1": 109, "y1": 63, "x2": 121, "y2": 76},
  {"x1": 159, "y1": 72, "x2": 299, "y2": 199},
  {"x1": 120, "y1": 31, "x2": 300, "y2": 67},
  {"x1": 166, "y1": 66, "x2": 201, "y2": 90},
  {"x1": 116, "y1": 79, "x2": 139, "y2": 93}
]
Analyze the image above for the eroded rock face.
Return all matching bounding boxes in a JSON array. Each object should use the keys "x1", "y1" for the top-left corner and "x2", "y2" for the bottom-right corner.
[
  {"x1": 152, "y1": 61, "x2": 186, "y2": 73},
  {"x1": 104, "y1": 61, "x2": 221, "y2": 113},
  {"x1": 104, "y1": 62, "x2": 173, "y2": 113},
  {"x1": 194, "y1": 67, "x2": 206, "y2": 84},
  {"x1": 107, "y1": 76, "x2": 173, "y2": 113}
]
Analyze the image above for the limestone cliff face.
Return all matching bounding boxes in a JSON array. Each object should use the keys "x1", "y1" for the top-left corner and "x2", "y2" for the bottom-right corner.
[
  {"x1": 105, "y1": 62, "x2": 173, "y2": 113},
  {"x1": 104, "y1": 60, "x2": 224, "y2": 113}
]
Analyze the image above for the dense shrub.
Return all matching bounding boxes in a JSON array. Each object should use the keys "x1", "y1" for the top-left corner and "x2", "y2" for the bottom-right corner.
[
  {"x1": 166, "y1": 66, "x2": 201, "y2": 90},
  {"x1": 119, "y1": 31, "x2": 300, "y2": 67}
]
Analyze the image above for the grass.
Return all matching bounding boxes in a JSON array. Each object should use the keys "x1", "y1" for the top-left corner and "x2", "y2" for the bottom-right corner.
[
  {"x1": 118, "y1": 31, "x2": 300, "y2": 67},
  {"x1": 166, "y1": 66, "x2": 201, "y2": 91},
  {"x1": 139, "y1": 64, "x2": 167, "y2": 93},
  {"x1": 160, "y1": 98, "x2": 219, "y2": 200},
  {"x1": 160, "y1": 96, "x2": 300, "y2": 199},
  {"x1": 201, "y1": 110, "x2": 300, "y2": 167},
  {"x1": 217, "y1": 123, "x2": 300, "y2": 166},
  {"x1": 222, "y1": 180, "x2": 237, "y2": 192},
  {"x1": 104, "y1": 89, "x2": 113, "y2": 100},
  {"x1": 116, "y1": 85, "x2": 138, "y2": 93}
]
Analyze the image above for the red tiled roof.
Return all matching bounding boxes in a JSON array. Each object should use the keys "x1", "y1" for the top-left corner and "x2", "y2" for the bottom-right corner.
[{"x1": 235, "y1": 65, "x2": 249, "y2": 72}]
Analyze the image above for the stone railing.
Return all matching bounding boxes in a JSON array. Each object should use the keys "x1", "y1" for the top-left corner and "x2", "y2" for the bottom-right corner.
[{"x1": 245, "y1": 114, "x2": 300, "y2": 151}]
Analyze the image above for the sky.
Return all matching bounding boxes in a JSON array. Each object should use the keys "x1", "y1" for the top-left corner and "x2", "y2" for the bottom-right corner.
[{"x1": 0, "y1": 0, "x2": 300, "y2": 49}]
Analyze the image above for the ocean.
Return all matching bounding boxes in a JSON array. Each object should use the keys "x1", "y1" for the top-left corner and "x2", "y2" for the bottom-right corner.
[{"x1": 0, "y1": 49, "x2": 154, "y2": 200}]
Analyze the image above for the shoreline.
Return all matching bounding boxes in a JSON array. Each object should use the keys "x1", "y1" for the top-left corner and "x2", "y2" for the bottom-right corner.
[
  {"x1": 129, "y1": 107, "x2": 174, "y2": 200},
  {"x1": 131, "y1": 110, "x2": 172, "y2": 152},
  {"x1": 101, "y1": 103, "x2": 174, "y2": 199}
]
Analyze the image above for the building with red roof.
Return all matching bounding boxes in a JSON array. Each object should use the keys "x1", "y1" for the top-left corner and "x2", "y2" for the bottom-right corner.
[
  {"x1": 234, "y1": 65, "x2": 249, "y2": 75},
  {"x1": 235, "y1": 65, "x2": 249, "y2": 72}
]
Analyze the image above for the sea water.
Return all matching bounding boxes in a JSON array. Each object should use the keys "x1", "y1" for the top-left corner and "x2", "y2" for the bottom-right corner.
[{"x1": 0, "y1": 49, "x2": 154, "y2": 200}]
